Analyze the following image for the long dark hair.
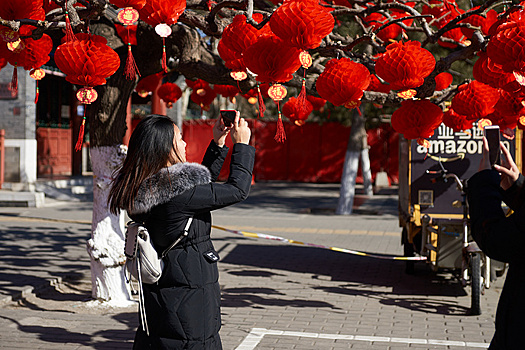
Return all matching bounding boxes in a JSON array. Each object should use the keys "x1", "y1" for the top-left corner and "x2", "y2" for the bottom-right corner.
[{"x1": 108, "y1": 114, "x2": 179, "y2": 214}]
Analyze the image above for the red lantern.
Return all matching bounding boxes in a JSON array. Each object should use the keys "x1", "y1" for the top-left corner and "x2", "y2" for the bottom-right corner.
[
  {"x1": 443, "y1": 108, "x2": 473, "y2": 132},
  {"x1": 451, "y1": 81, "x2": 500, "y2": 120},
  {"x1": 421, "y1": 0, "x2": 461, "y2": 29},
  {"x1": 366, "y1": 74, "x2": 391, "y2": 94},
  {"x1": 30, "y1": 68, "x2": 45, "y2": 104},
  {"x1": 391, "y1": 99, "x2": 443, "y2": 145},
  {"x1": 375, "y1": 41, "x2": 435, "y2": 93},
  {"x1": 364, "y1": 12, "x2": 402, "y2": 42},
  {"x1": 494, "y1": 90, "x2": 525, "y2": 119},
  {"x1": 269, "y1": 0, "x2": 334, "y2": 51},
  {"x1": 438, "y1": 27, "x2": 469, "y2": 49},
  {"x1": 0, "y1": 0, "x2": 45, "y2": 32},
  {"x1": 135, "y1": 72, "x2": 164, "y2": 96},
  {"x1": 306, "y1": 95, "x2": 326, "y2": 111},
  {"x1": 473, "y1": 51, "x2": 520, "y2": 93},
  {"x1": 218, "y1": 40, "x2": 244, "y2": 72},
  {"x1": 434, "y1": 72, "x2": 453, "y2": 91},
  {"x1": 110, "y1": 0, "x2": 146, "y2": 10},
  {"x1": 0, "y1": 58, "x2": 6, "y2": 71},
  {"x1": 316, "y1": 58, "x2": 371, "y2": 109},
  {"x1": 158, "y1": 82, "x2": 182, "y2": 108},
  {"x1": 54, "y1": 33, "x2": 120, "y2": 88},
  {"x1": 243, "y1": 35, "x2": 302, "y2": 83},
  {"x1": 214, "y1": 84, "x2": 239, "y2": 99},
  {"x1": 461, "y1": 8, "x2": 498, "y2": 38},
  {"x1": 487, "y1": 18, "x2": 525, "y2": 75},
  {"x1": 282, "y1": 97, "x2": 313, "y2": 126},
  {"x1": 186, "y1": 79, "x2": 216, "y2": 111},
  {"x1": 138, "y1": 0, "x2": 185, "y2": 26}
]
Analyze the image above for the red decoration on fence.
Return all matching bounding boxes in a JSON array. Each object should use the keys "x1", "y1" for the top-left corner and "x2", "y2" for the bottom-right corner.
[
  {"x1": 375, "y1": 41, "x2": 435, "y2": 95},
  {"x1": 451, "y1": 81, "x2": 500, "y2": 120},
  {"x1": 315, "y1": 58, "x2": 371, "y2": 109},
  {"x1": 158, "y1": 82, "x2": 182, "y2": 108},
  {"x1": 391, "y1": 99, "x2": 443, "y2": 146}
]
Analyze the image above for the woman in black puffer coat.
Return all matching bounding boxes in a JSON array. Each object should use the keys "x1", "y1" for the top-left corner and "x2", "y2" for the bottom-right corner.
[{"x1": 108, "y1": 113, "x2": 254, "y2": 349}]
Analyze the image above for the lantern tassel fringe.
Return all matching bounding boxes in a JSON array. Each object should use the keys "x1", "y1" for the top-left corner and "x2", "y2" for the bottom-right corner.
[
  {"x1": 257, "y1": 86, "x2": 266, "y2": 118},
  {"x1": 297, "y1": 79, "x2": 308, "y2": 115},
  {"x1": 162, "y1": 38, "x2": 168, "y2": 73},
  {"x1": 275, "y1": 113, "x2": 286, "y2": 143},
  {"x1": 10, "y1": 66, "x2": 18, "y2": 95},
  {"x1": 35, "y1": 84, "x2": 39, "y2": 104},
  {"x1": 125, "y1": 44, "x2": 140, "y2": 80},
  {"x1": 64, "y1": 7, "x2": 76, "y2": 42},
  {"x1": 75, "y1": 117, "x2": 86, "y2": 152}
]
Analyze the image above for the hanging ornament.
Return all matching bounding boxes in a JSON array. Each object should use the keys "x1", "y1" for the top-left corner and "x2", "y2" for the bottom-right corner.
[
  {"x1": 74, "y1": 87, "x2": 98, "y2": 152},
  {"x1": 135, "y1": 72, "x2": 164, "y2": 97},
  {"x1": 451, "y1": 81, "x2": 500, "y2": 120},
  {"x1": 157, "y1": 82, "x2": 182, "y2": 108},
  {"x1": 30, "y1": 68, "x2": 45, "y2": 104},
  {"x1": 117, "y1": 7, "x2": 141, "y2": 80},
  {"x1": 64, "y1": 0, "x2": 76, "y2": 43},
  {"x1": 434, "y1": 72, "x2": 453, "y2": 91},
  {"x1": 7, "y1": 39, "x2": 25, "y2": 53},
  {"x1": 268, "y1": 84, "x2": 288, "y2": 142},
  {"x1": 477, "y1": 118, "x2": 492, "y2": 130},
  {"x1": 155, "y1": 24, "x2": 172, "y2": 73},
  {"x1": 442, "y1": 108, "x2": 473, "y2": 132},
  {"x1": 0, "y1": 28, "x2": 19, "y2": 43},
  {"x1": 282, "y1": 96, "x2": 313, "y2": 126},
  {"x1": 230, "y1": 71, "x2": 247, "y2": 81}
]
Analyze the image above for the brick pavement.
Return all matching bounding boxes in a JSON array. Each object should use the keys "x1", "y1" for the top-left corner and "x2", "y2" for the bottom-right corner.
[{"x1": 0, "y1": 183, "x2": 501, "y2": 349}]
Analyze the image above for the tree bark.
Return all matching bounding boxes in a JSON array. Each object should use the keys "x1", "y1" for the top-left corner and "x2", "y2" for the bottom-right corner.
[{"x1": 336, "y1": 108, "x2": 372, "y2": 215}]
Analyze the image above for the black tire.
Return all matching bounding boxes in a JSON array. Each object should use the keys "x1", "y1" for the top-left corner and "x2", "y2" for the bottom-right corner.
[{"x1": 470, "y1": 253, "x2": 482, "y2": 316}]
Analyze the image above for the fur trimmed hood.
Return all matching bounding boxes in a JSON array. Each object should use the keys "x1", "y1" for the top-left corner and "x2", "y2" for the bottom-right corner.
[{"x1": 130, "y1": 162, "x2": 211, "y2": 215}]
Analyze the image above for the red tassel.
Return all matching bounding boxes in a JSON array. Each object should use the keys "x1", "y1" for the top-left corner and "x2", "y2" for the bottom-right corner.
[
  {"x1": 274, "y1": 111, "x2": 286, "y2": 143},
  {"x1": 124, "y1": 43, "x2": 140, "y2": 80},
  {"x1": 75, "y1": 116, "x2": 86, "y2": 152},
  {"x1": 64, "y1": 5, "x2": 76, "y2": 42},
  {"x1": 10, "y1": 66, "x2": 18, "y2": 96},
  {"x1": 162, "y1": 38, "x2": 168, "y2": 73},
  {"x1": 257, "y1": 85, "x2": 266, "y2": 118},
  {"x1": 297, "y1": 78, "x2": 308, "y2": 114},
  {"x1": 35, "y1": 82, "x2": 39, "y2": 104}
]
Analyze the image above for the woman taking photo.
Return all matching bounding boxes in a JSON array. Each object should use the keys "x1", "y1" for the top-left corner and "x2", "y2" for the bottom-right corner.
[{"x1": 108, "y1": 113, "x2": 254, "y2": 349}]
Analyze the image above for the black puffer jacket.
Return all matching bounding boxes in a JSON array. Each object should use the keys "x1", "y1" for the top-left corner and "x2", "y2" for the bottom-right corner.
[
  {"x1": 467, "y1": 170, "x2": 525, "y2": 350},
  {"x1": 129, "y1": 140, "x2": 255, "y2": 349}
]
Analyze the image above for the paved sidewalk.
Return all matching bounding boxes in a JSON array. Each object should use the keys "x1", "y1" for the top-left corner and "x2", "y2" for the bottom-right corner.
[{"x1": 0, "y1": 183, "x2": 501, "y2": 349}]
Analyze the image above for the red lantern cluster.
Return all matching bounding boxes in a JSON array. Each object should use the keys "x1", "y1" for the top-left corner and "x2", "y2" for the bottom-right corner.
[
  {"x1": 487, "y1": 12, "x2": 525, "y2": 77},
  {"x1": 375, "y1": 41, "x2": 435, "y2": 96},
  {"x1": 391, "y1": 99, "x2": 443, "y2": 146},
  {"x1": 451, "y1": 81, "x2": 500, "y2": 120},
  {"x1": 442, "y1": 108, "x2": 473, "y2": 133},
  {"x1": 158, "y1": 82, "x2": 182, "y2": 108},
  {"x1": 316, "y1": 58, "x2": 371, "y2": 109},
  {"x1": 138, "y1": 0, "x2": 185, "y2": 27}
]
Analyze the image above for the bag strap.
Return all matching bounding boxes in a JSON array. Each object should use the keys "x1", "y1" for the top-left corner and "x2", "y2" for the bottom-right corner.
[{"x1": 161, "y1": 217, "x2": 193, "y2": 258}]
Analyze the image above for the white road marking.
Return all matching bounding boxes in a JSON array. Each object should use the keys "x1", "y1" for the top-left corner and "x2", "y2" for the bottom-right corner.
[{"x1": 235, "y1": 328, "x2": 490, "y2": 349}]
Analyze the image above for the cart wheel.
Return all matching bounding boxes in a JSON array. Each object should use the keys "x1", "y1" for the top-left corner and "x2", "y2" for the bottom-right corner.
[
  {"x1": 470, "y1": 253, "x2": 482, "y2": 316},
  {"x1": 402, "y1": 227, "x2": 415, "y2": 274}
]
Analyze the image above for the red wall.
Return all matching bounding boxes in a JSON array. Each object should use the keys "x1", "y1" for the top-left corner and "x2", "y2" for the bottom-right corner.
[{"x1": 183, "y1": 120, "x2": 399, "y2": 184}]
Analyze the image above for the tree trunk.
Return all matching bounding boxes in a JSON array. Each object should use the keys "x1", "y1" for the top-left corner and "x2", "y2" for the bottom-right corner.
[{"x1": 336, "y1": 108, "x2": 372, "y2": 214}]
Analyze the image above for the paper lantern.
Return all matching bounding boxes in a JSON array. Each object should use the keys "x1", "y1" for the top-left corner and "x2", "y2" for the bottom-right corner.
[
  {"x1": 451, "y1": 81, "x2": 500, "y2": 120},
  {"x1": 158, "y1": 82, "x2": 182, "y2": 108},
  {"x1": 135, "y1": 72, "x2": 164, "y2": 96},
  {"x1": 269, "y1": 0, "x2": 334, "y2": 50},
  {"x1": 487, "y1": 18, "x2": 525, "y2": 76},
  {"x1": 438, "y1": 27, "x2": 469, "y2": 49},
  {"x1": 306, "y1": 95, "x2": 326, "y2": 111},
  {"x1": 116, "y1": 7, "x2": 141, "y2": 80},
  {"x1": 0, "y1": 0, "x2": 45, "y2": 32},
  {"x1": 375, "y1": 41, "x2": 435, "y2": 97},
  {"x1": 391, "y1": 99, "x2": 443, "y2": 146},
  {"x1": 473, "y1": 51, "x2": 520, "y2": 93},
  {"x1": 54, "y1": 33, "x2": 120, "y2": 88},
  {"x1": 434, "y1": 72, "x2": 453, "y2": 91},
  {"x1": 494, "y1": 90, "x2": 525, "y2": 119},
  {"x1": 282, "y1": 97, "x2": 313, "y2": 126},
  {"x1": 421, "y1": 0, "x2": 461, "y2": 29},
  {"x1": 461, "y1": 8, "x2": 498, "y2": 38},
  {"x1": 243, "y1": 35, "x2": 302, "y2": 84},
  {"x1": 214, "y1": 84, "x2": 239, "y2": 99},
  {"x1": 316, "y1": 58, "x2": 371, "y2": 109},
  {"x1": 186, "y1": 79, "x2": 216, "y2": 111},
  {"x1": 30, "y1": 68, "x2": 45, "y2": 103},
  {"x1": 364, "y1": 12, "x2": 402, "y2": 42},
  {"x1": 443, "y1": 108, "x2": 473, "y2": 132},
  {"x1": 366, "y1": 74, "x2": 391, "y2": 94}
]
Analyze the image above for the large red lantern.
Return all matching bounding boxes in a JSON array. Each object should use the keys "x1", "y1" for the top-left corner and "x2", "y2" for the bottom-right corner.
[
  {"x1": 306, "y1": 95, "x2": 326, "y2": 111},
  {"x1": 473, "y1": 51, "x2": 519, "y2": 92},
  {"x1": 282, "y1": 97, "x2": 313, "y2": 126},
  {"x1": 214, "y1": 84, "x2": 239, "y2": 99},
  {"x1": 442, "y1": 108, "x2": 473, "y2": 133},
  {"x1": 243, "y1": 35, "x2": 302, "y2": 84},
  {"x1": 269, "y1": 0, "x2": 334, "y2": 51},
  {"x1": 461, "y1": 8, "x2": 498, "y2": 38},
  {"x1": 375, "y1": 41, "x2": 435, "y2": 97},
  {"x1": 158, "y1": 82, "x2": 182, "y2": 108},
  {"x1": 0, "y1": 0, "x2": 45, "y2": 31},
  {"x1": 451, "y1": 81, "x2": 500, "y2": 120},
  {"x1": 186, "y1": 79, "x2": 216, "y2": 112},
  {"x1": 364, "y1": 12, "x2": 402, "y2": 42},
  {"x1": 486, "y1": 18, "x2": 525, "y2": 77},
  {"x1": 54, "y1": 33, "x2": 120, "y2": 88},
  {"x1": 391, "y1": 99, "x2": 443, "y2": 146},
  {"x1": 135, "y1": 72, "x2": 164, "y2": 96},
  {"x1": 316, "y1": 58, "x2": 371, "y2": 109}
]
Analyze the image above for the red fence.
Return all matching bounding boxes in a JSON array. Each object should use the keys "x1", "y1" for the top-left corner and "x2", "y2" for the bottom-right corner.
[{"x1": 183, "y1": 120, "x2": 399, "y2": 184}]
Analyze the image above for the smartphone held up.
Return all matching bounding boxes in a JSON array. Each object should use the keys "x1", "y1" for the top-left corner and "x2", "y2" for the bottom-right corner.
[
  {"x1": 220, "y1": 110, "x2": 237, "y2": 127},
  {"x1": 484, "y1": 125, "x2": 501, "y2": 167}
]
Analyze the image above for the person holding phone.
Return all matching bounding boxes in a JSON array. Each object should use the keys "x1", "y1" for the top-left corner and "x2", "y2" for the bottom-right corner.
[
  {"x1": 467, "y1": 136, "x2": 525, "y2": 349},
  {"x1": 108, "y1": 112, "x2": 254, "y2": 349}
]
